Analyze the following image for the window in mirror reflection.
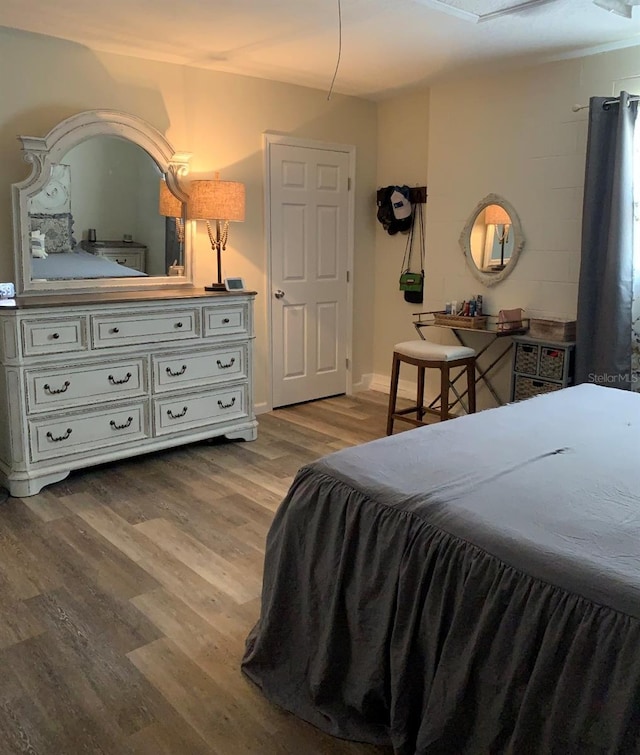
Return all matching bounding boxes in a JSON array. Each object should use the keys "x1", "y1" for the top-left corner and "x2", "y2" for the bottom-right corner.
[
  {"x1": 27, "y1": 136, "x2": 183, "y2": 281},
  {"x1": 470, "y1": 204, "x2": 514, "y2": 273}
]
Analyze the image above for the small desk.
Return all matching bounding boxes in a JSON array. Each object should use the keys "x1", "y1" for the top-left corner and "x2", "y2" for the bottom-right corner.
[{"x1": 412, "y1": 311, "x2": 528, "y2": 410}]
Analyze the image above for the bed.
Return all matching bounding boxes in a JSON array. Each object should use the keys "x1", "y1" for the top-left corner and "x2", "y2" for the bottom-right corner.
[
  {"x1": 29, "y1": 211, "x2": 147, "y2": 280},
  {"x1": 242, "y1": 384, "x2": 640, "y2": 754},
  {"x1": 31, "y1": 248, "x2": 147, "y2": 279}
]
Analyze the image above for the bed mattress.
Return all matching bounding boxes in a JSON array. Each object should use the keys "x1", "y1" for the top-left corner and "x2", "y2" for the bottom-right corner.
[
  {"x1": 31, "y1": 248, "x2": 147, "y2": 279},
  {"x1": 242, "y1": 384, "x2": 640, "y2": 754}
]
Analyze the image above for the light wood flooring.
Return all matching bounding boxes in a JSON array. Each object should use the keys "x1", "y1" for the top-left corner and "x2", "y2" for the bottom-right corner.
[{"x1": 0, "y1": 391, "x2": 402, "y2": 754}]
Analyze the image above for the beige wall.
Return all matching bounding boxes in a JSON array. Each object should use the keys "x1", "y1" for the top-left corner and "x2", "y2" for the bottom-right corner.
[
  {"x1": 5, "y1": 26, "x2": 640, "y2": 414},
  {"x1": 374, "y1": 46, "x2": 640, "y2": 407},
  {"x1": 0, "y1": 27, "x2": 378, "y2": 410},
  {"x1": 373, "y1": 90, "x2": 430, "y2": 381}
]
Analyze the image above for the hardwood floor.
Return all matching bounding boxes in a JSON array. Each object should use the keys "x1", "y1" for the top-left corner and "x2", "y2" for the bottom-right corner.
[{"x1": 0, "y1": 391, "x2": 400, "y2": 754}]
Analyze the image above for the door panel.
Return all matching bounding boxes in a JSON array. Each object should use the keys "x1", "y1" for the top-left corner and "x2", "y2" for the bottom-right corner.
[
  {"x1": 317, "y1": 302, "x2": 338, "y2": 373},
  {"x1": 270, "y1": 142, "x2": 350, "y2": 408},
  {"x1": 283, "y1": 305, "x2": 306, "y2": 379}
]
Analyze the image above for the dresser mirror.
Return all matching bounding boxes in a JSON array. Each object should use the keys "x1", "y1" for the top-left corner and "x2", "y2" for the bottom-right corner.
[
  {"x1": 12, "y1": 109, "x2": 192, "y2": 296},
  {"x1": 459, "y1": 194, "x2": 524, "y2": 287}
]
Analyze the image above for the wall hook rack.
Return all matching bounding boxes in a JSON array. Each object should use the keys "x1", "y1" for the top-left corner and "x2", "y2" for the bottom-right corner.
[{"x1": 376, "y1": 185, "x2": 427, "y2": 205}]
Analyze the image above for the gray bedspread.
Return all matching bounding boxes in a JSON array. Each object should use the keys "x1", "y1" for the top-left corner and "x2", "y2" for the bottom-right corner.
[
  {"x1": 32, "y1": 248, "x2": 147, "y2": 279},
  {"x1": 242, "y1": 384, "x2": 640, "y2": 754}
]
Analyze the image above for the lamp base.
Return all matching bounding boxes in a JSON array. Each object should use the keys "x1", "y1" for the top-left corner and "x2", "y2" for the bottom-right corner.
[{"x1": 205, "y1": 283, "x2": 227, "y2": 291}]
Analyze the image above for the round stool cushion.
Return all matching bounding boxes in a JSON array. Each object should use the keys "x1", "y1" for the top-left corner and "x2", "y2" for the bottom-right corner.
[{"x1": 394, "y1": 340, "x2": 475, "y2": 362}]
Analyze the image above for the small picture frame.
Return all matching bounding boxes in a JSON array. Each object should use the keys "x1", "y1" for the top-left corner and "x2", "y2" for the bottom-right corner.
[{"x1": 224, "y1": 277, "x2": 246, "y2": 292}]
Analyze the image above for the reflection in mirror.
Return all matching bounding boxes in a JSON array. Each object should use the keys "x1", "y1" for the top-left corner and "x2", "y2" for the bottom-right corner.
[
  {"x1": 27, "y1": 137, "x2": 183, "y2": 281},
  {"x1": 459, "y1": 194, "x2": 524, "y2": 287},
  {"x1": 158, "y1": 179, "x2": 185, "y2": 274},
  {"x1": 13, "y1": 109, "x2": 191, "y2": 296},
  {"x1": 480, "y1": 204, "x2": 513, "y2": 270}
]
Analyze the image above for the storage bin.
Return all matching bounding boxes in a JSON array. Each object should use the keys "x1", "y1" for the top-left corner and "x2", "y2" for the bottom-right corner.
[
  {"x1": 513, "y1": 376, "x2": 562, "y2": 402},
  {"x1": 514, "y1": 342, "x2": 539, "y2": 375},
  {"x1": 529, "y1": 318, "x2": 576, "y2": 342},
  {"x1": 539, "y1": 347, "x2": 565, "y2": 381}
]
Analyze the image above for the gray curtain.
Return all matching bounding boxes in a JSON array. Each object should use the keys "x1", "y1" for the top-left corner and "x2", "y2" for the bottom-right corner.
[{"x1": 576, "y1": 92, "x2": 638, "y2": 388}]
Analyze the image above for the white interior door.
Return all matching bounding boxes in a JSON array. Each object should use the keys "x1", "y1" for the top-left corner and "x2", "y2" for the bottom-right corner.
[{"x1": 268, "y1": 140, "x2": 352, "y2": 408}]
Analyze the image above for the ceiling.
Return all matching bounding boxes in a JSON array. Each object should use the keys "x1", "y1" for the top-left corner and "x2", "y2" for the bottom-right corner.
[{"x1": 2, "y1": 0, "x2": 640, "y2": 100}]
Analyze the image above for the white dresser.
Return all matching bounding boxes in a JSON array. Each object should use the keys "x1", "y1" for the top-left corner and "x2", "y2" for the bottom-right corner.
[{"x1": 0, "y1": 289, "x2": 257, "y2": 497}]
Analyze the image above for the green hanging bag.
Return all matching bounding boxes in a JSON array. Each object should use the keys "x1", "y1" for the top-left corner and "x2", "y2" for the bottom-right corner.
[{"x1": 398, "y1": 201, "x2": 425, "y2": 303}]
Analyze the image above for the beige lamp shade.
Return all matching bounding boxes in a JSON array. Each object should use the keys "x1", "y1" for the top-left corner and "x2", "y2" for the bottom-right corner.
[
  {"x1": 159, "y1": 180, "x2": 183, "y2": 218},
  {"x1": 484, "y1": 204, "x2": 511, "y2": 226},
  {"x1": 187, "y1": 180, "x2": 246, "y2": 222}
]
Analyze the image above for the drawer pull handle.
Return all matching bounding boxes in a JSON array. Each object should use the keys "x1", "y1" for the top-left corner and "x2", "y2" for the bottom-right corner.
[
  {"x1": 44, "y1": 380, "x2": 70, "y2": 395},
  {"x1": 115, "y1": 258, "x2": 126, "y2": 265},
  {"x1": 108, "y1": 372, "x2": 132, "y2": 385},
  {"x1": 51, "y1": 332, "x2": 60, "y2": 340},
  {"x1": 166, "y1": 364, "x2": 187, "y2": 377},
  {"x1": 111, "y1": 327, "x2": 120, "y2": 334},
  {"x1": 218, "y1": 397, "x2": 236, "y2": 409},
  {"x1": 216, "y1": 357, "x2": 236, "y2": 370},
  {"x1": 46, "y1": 428, "x2": 72, "y2": 442},
  {"x1": 110, "y1": 416, "x2": 133, "y2": 430},
  {"x1": 222, "y1": 318, "x2": 230, "y2": 324},
  {"x1": 175, "y1": 321, "x2": 184, "y2": 329},
  {"x1": 167, "y1": 406, "x2": 188, "y2": 419}
]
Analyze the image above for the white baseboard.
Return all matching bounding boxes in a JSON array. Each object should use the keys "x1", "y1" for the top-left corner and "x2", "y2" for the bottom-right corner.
[
  {"x1": 352, "y1": 373, "x2": 374, "y2": 393},
  {"x1": 368, "y1": 373, "x2": 416, "y2": 401},
  {"x1": 254, "y1": 401, "x2": 270, "y2": 415}
]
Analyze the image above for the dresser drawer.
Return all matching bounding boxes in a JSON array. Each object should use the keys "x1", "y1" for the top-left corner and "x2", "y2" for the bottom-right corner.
[
  {"x1": 29, "y1": 401, "x2": 148, "y2": 462},
  {"x1": 153, "y1": 383, "x2": 248, "y2": 436},
  {"x1": 152, "y1": 345, "x2": 247, "y2": 393},
  {"x1": 22, "y1": 317, "x2": 87, "y2": 356},
  {"x1": 92, "y1": 309, "x2": 198, "y2": 348},
  {"x1": 98, "y1": 250, "x2": 145, "y2": 272},
  {"x1": 203, "y1": 305, "x2": 247, "y2": 338},
  {"x1": 26, "y1": 358, "x2": 146, "y2": 413}
]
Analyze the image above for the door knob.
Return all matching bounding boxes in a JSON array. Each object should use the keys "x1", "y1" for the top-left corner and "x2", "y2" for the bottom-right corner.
[{"x1": 274, "y1": 289, "x2": 285, "y2": 299}]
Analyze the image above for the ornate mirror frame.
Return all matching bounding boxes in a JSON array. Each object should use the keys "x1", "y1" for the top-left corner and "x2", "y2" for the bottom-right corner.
[
  {"x1": 458, "y1": 193, "x2": 524, "y2": 287},
  {"x1": 12, "y1": 109, "x2": 192, "y2": 296}
]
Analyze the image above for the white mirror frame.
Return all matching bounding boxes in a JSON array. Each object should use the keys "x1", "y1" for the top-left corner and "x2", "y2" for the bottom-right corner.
[
  {"x1": 458, "y1": 193, "x2": 524, "y2": 287},
  {"x1": 12, "y1": 109, "x2": 192, "y2": 296}
]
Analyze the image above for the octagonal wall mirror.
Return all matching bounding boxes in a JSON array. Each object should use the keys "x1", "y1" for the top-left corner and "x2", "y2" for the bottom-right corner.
[
  {"x1": 459, "y1": 194, "x2": 524, "y2": 287},
  {"x1": 12, "y1": 109, "x2": 192, "y2": 296}
]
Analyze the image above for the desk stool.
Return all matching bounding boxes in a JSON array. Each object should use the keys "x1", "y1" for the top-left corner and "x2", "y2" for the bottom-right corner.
[{"x1": 386, "y1": 340, "x2": 476, "y2": 434}]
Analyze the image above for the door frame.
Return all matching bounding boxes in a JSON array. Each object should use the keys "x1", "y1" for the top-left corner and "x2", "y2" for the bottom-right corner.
[{"x1": 263, "y1": 132, "x2": 356, "y2": 411}]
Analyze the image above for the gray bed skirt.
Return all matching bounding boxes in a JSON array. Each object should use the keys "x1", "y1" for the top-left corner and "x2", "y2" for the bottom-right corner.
[{"x1": 242, "y1": 385, "x2": 640, "y2": 753}]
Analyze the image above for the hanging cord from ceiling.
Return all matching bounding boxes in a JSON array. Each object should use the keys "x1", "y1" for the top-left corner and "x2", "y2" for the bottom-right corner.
[{"x1": 327, "y1": 0, "x2": 342, "y2": 101}]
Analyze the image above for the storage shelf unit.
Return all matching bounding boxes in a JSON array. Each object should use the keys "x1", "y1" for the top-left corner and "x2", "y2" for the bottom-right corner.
[{"x1": 510, "y1": 336, "x2": 575, "y2": 402}]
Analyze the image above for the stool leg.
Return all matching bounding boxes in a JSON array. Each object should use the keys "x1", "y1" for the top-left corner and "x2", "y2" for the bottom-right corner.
[
  {"x1": 440, "y1": 364, "x2": 450, "y2": 422},
  {"x1": 417, "y1": 365, "x2": 425, "y2": 421},
  {"x1": 467, "y1": 359, "x2": 476, "y2": 414},
  {"x1": 386, "y1": 354, "x2": 401, "y2": 435}
]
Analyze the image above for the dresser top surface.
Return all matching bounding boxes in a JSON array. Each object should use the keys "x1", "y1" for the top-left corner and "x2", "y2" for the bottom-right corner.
[
  {"x1": 0, "y1": 287, "x2": 257, "y2": 311},
  {"x1": 81, "y1": 241, "x2": 148, "y2": 251}
]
